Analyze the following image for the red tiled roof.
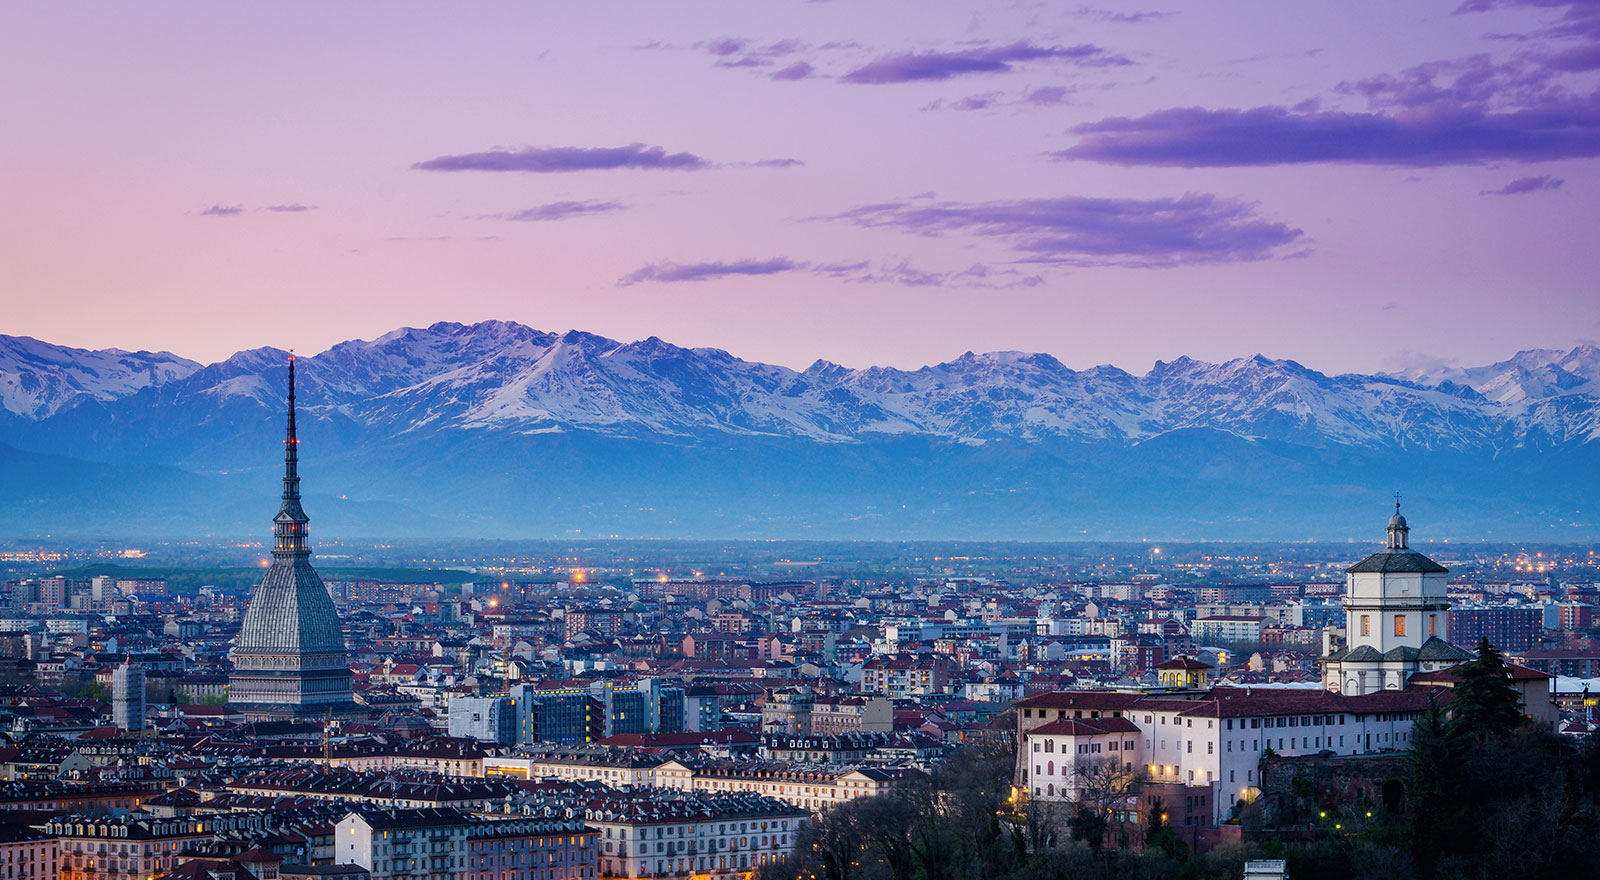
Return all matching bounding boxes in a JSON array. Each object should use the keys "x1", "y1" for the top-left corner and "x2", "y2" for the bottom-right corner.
[
  {"x1": 1029, "y1": 716, "x2": 1142, "y2": 736},
  {"x1": 1016, "y1": 685, "x2": 1451, "y2": 721}
]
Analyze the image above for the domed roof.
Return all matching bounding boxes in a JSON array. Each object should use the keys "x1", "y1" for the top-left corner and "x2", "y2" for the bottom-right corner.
[
  {"x1": 1388, "y1": 511, "x2": 1407, "y2": 529},
  {"x1": 236, "y1": 559, "x2": 347, "y2": 656}
]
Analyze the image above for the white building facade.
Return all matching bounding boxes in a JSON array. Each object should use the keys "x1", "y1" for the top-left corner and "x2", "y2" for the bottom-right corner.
[
  {"x1": 1016, "y1": 508, "x2": 1472, "y2": 825},
  {"x1": 1321, "y1": 507, "x2": 1471, "y2": 694}
]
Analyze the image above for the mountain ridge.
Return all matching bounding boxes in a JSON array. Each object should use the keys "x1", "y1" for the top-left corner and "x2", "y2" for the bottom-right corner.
[{"x1": 3, "y1": 322, "x2": 1596, "y2": 540}]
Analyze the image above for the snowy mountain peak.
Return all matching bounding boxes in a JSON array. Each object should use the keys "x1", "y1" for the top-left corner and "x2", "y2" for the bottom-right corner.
[{"x1": 0, "y1": 334, "x2": 201, "y2": 419}]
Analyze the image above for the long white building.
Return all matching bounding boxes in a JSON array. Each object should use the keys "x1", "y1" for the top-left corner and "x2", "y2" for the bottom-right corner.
[{"x1": 1014, "y1": 508, "x2": 1525, "y2": 825}]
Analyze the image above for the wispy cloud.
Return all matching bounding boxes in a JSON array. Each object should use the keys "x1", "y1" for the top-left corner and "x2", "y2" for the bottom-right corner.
[
  {"x1": 1060, "y1": 14, "x2": 1600, "y2": 168},
  {"x1": 494, "y1": 201, "x2": 628, "y2": 222},
  {"x1": 924, "y1": 86, "x2": 1074, "y2": 112},
  {"x1": 619, "y1": 258, "x2": 804, "y2": 285},
  {"x1": 829, "y1": 194, "x2": 1304, "y2": 267},
  {"x1": 262, "y1": 203, "x2": 316, "y2": 213},
  {"x1": 200, "y1": 204, "x2": 244, "y2": 216},
  {"x1": 841, "y1": 41, "x2": 1128, "y2": 85},
  {"x1": 1023, "y1": 86, "x2": 1073, "y2": 106},
  {"x1": 1481, "y1": 174, "x2": 1565, "y2": 195},
  {"x1": 620, "y1": 256, "x2": 1040, "y2": 289},
  {"x1": 414, "y1": 143, "x2": 710, "y2": 173},
  {"x1": 771, "y1": 61, "x2": 816, "y2": 81},
  {"x1": 1076, "y1": 7, "x2": 1173, "y2": 23},
  {"x1": 831, "y1": 260, "x2": 1044, "y2": 288}
]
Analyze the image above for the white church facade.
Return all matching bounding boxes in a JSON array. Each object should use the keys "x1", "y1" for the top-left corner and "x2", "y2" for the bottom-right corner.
[
  {"x1": 1320, "y1": 504, "x2": 1472, "y2": 693},
  {"x1": 1014, "y1": 507, "x2": 1526, "y2": 825}
]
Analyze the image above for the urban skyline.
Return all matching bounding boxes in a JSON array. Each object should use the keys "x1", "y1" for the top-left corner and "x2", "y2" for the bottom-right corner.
[{"x1": 2, "y1": 5, "x2": 1598, "y2": 879}]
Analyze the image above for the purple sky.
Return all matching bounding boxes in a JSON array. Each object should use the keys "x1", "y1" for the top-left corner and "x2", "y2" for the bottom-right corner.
[{"x1": 3, "y1": 1, "x2": 1598, "y2": 374}]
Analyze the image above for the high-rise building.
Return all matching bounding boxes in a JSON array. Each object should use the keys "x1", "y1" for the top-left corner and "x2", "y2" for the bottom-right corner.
[
  {"x1": 229, "y1": 357, "x2": 357, "y2": 720},
  {"x1": 448, "y1": 695, "x2": 517, "y2": 744},
  {"x1": 111, "y1": 659, "x2": 145, "y2": 731},
  {"x1": 1449, "y1": 604, "x2": 1544, "y2": 652}
]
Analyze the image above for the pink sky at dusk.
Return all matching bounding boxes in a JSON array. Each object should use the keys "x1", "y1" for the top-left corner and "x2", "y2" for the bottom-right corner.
[{"x1": 2, "y1": 1, "x2": 1597, "y2": 376}]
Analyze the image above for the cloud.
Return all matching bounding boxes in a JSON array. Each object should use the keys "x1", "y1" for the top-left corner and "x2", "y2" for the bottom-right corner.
[
  {"x1": 1455, "y1": 0, "x2": 1600, "y2": 42},
  {"x1": 1060, "y1": 10, "x2": 1600, "y2": 169},
  {"x1": 833, "y1": 260, "x2": 1044, "y2": 288},
  {"x1": 200, "y1": 204, "x2": 244, "y2": 216},
  {"x1": 1481, "y1": 174, "x2": 1565, "y2": 194},
  {"x1": 1076, "y1": 7, "x2": 1173, "y2": 23},
  {"x1": 262, "y1": 203, "x2": 316, "y2": 212},
  {"x1": 1023, "y1": 86, "x2": 1072, "y2": 106},
  {"x1": 495, "y1": 201, "x2": 628, "y2": 222},
  {"x1": 771, "y1": 61, "x2": 815, "y2": 80},
  {"x1": 1336, "y1": 54, "x2": 1559, "y2": 110},
  {"x1": 735, "y1": 158, "x2": 806, "y2": 168},
  {"x1": 1057, "y1": 98, "x2": 1600, "y2": 166},
  {"x1": 704, "y1": 37, "x2": 748, "y2": 57},
  {"x1": 1546, "y1": 42, "x2": 1600, "y2": 70},
  {"x1": 925, "y1": 86, "x2": 1074, "y2": 112},
  {"x1": 924, "y1": 91, "x2": 1005, "y2": 112},
  {"x1": 413, "y1": 143, "x2": 710, "y2": 173},
  {"x1": 619, "y1": 258, "x2": 804, "y2": 285},
  {"x1": 828, "y1": 194, "x2": 1304, "y2": 267},
  {"x1": 619, "y1": 256, "x2": 1040, "y2": 289},
  {"x1": 841, "y1": 41, "x2": 1128, "y2": 84}
]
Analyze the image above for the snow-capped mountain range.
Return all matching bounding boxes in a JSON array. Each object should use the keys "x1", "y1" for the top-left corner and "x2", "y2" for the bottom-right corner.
[
  {"x1": 2, "y1": 322, "x2": 1597, "y2": 540},
  {"x1": 0, "y1": 335, "x2": 199, "y2": 420},
  {"x1": 3, "y1": 322, "x2": 1597, "y2": 451}
]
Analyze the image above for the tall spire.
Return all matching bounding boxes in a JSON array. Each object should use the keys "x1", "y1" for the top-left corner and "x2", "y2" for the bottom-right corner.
[{"x1": 274, "y1": 353, "x2": 309, "y2": 558}]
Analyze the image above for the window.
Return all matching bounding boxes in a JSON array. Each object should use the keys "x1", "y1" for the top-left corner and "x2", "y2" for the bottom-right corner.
[
  {"x1": 1394, "y1": 616, "x2": 1405, "y2": 637},
  {"x1": 1361, "y1": 615, "x2": 1370, "y2": 637},
  {"x1": 1428, "y1": 615, "x2": 1436, "y2": 636}
]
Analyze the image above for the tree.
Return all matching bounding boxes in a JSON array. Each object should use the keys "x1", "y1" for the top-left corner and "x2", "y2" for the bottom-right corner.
[
  {"x1": 1449, "y1": 639, "x2": 1523, "y2": 739},
  {"x1": 1143, "y1": 798, "x2": 1186, "y2": 860},
  {"x1": 1406, "y1": 700, "x2": 1467, "y2": 875},
  {"x1": 802, "y1": 797, "x2": 872, "y2": 880},
  {"x1": 1067, "y1": 808, "x2": 1108, "y2": 850}
]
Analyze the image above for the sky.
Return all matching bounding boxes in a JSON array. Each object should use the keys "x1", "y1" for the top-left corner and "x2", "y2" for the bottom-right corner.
[{"x1": 2, "y1": 0, "x2": 1598, "y2": 376}]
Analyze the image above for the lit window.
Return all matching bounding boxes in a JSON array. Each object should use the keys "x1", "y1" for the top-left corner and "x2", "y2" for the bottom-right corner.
[
  {"x1": 1394, "y1": 617, "x2": 1405, "y2": 637},
  {"x1": 1360, "y1": 615, "x2": 1370, "y2": 637}
]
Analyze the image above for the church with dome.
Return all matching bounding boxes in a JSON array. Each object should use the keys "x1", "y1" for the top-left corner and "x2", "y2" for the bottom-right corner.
[
  {"x1": 1319, "y1": 502, "x2": 1474, "y2": 694},
  {"x1": 1012, "y1": 503, "x2": 1554, "y2": 824},
  {"x1": 228, "y1": 357, "x2": 359, "y2": 720}
]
